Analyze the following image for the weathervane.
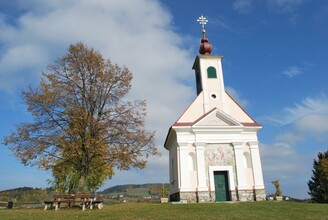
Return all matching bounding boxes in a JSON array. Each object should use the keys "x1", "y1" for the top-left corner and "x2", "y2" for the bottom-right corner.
[{"x1": 197, "y1": 15, "x2": 208, "y2": 36}]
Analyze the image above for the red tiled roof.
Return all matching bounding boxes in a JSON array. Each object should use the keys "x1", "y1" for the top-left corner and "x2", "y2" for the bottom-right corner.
[{"x1": 241, "y1": 122, "x2": 261, "y2": 127}]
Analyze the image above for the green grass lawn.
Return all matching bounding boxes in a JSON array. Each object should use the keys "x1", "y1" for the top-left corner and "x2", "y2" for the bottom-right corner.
[{"x1": 0, "y1": 201, "x2": 327, "y2": 220}]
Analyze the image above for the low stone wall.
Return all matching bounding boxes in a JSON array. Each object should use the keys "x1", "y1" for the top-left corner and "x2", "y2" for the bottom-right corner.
[
  {"x1": 237, "y1": 189, "x2": 255, "y2": 201},
  {"x1": 179, "y1": 191, "x2": 215, "y2": 203},
  {"x1": 180, "y1": 190, "x2": 234, "y2": 203},
  {"x1": 230, "y1": 190, "x2": 238, "y2": 201},
  {"x1": 196, "y1": 191, "x2": 211, "y2": 203},
  {"x1": 254, "y1": 189, "x2": 266, "y2": 201},
  {"x1": 179, "y1": 192, "x2": 197, "y2": 203},
  {"x1": 236, "y1": 189, "x2": 266, "y2": 201},
  {"x1": 209, "y1": 192, "x2": 215, "y2": 202},
  {"x1": 173, "y1": 189, "x2": 265, "y2": 203}
]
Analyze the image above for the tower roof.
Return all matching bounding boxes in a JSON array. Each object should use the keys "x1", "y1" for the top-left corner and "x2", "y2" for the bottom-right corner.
[{"x1": 197, "y1": 15, "x2": 212, "y2": 55}]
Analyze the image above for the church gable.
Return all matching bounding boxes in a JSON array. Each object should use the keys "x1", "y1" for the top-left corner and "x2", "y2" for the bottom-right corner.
[
  {"x1": 193, "y1": 108, "x2": 242, "y2": 127},
  {"x1": 224, "y1": 92, "x2": 258, "y2": 125},
  {"x1": 175, "y1": 91, "x2": 205, "y2": 124}
]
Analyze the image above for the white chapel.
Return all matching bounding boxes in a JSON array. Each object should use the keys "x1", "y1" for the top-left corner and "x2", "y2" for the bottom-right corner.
[{"x1": 164, "y1": 16, "x2": 266, "y2": 203}]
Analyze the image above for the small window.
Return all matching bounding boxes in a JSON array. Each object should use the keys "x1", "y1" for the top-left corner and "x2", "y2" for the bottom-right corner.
[{"x1": 207, "y1": 66, "x2": 217, "y2": 78}]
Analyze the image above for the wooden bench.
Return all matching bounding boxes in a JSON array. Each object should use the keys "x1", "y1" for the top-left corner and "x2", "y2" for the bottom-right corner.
[
  {"x1": 44, "y1": 194, "x2": 103, "y2": 211},
  {"x1": 74, "y1": 194, "x2": 104, "y2": 210}
]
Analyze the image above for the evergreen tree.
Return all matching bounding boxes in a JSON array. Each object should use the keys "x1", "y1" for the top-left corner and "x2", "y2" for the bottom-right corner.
[{"x1": 308, "y1": 150, "x2": 328, "y2": 203}]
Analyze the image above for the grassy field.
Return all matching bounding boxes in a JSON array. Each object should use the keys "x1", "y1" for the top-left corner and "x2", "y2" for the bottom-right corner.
[{"x1": 0, "y1": 201, "x2": 327, "y2": 220}]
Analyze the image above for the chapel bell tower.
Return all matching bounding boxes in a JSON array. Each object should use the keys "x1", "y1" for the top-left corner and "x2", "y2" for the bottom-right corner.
[{"x1": 193, "y1": 15, "x2": 226, "y2": 113}]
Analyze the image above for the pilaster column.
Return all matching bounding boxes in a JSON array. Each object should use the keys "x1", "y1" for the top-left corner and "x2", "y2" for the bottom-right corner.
[
  {"x1": 195, "y1": 143, "x2": 208, "y2": 191},
  {"x1": 233, "y1": 142, "x2": 247, "y2": 189},
  {"x1": 248, "y1": 141, "x2": 265, "y2": 189},
  {"x1": 178, "y1": 144, "x2": 189, "y2": 190}
]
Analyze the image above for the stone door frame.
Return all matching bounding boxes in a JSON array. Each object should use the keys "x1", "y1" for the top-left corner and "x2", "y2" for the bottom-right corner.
[{"x1": 209, "y1": 166, "x2": 235, "y2": 195}]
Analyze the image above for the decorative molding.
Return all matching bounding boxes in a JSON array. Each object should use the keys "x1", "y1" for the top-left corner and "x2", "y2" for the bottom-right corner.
[
  {"x1": 195, "y1": 142, "x2": 206, "y2": 149},
  {"x1": 254, "y1": 185, "x2": 265, "y2": 190},
  {"x1": 248, "y1": 141, "x2": 259, "y2": 147},
  {"x1": 177, "y1": 143, "x2": 189, "y2": 150},
  {"x1": 193, "y1": 108, "x2": 242, "y2": 127},
  {"x1": 232, "y1": 142, "x2": 243, "y2": 149},
  {"x1": 197, "y1": 186, "x2": 208, "y2": 191}
]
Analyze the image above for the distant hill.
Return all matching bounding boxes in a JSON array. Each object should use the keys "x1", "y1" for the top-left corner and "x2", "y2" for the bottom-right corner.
[
  {"x1": 0, "y1": 187, "x2": 50, "y2": 203},
  {"x1": 98, "y1": 183, "x2": 169, "y2": 197},
  {"x1": 0, "y1": 183, "x2": 169, "y2": 202}
]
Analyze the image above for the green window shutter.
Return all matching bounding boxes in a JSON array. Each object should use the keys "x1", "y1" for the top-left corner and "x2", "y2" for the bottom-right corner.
[{"x1": 207, "y1": 66, "x2": 217, "y2": 78}]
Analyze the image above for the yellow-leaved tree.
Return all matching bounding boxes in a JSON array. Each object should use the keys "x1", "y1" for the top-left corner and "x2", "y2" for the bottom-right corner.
[{"x1": 4, "y1": 43, "x2": 158, "y2": 193}]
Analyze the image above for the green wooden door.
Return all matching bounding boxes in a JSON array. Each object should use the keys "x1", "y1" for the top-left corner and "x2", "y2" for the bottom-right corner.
[{"x1": 214, "y1": 171, "x2": 230, "y2": 201}]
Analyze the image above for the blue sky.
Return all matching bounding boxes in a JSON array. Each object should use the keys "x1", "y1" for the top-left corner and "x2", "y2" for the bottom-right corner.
[{"x1": 0, "y1": 0, "x2": 327, "y2": 199}]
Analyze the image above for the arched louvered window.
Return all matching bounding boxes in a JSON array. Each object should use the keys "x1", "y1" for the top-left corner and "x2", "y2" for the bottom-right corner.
[{"x1": 207, "y1": 66, "x2": 217, "y2": 78}]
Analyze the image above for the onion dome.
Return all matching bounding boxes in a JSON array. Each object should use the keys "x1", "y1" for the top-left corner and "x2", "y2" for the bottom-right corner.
[{"x1": 199, "y1": 30, "x2": 212, "y2": 55}]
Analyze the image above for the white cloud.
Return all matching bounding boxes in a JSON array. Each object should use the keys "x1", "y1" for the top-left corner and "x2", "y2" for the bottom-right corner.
[
  {"x1": 100, "y1": 155, "x2": 169, "y2": 189},
  {"x1": 265, "y1": 95, "x2": 328, "y2": 141},
  {"x1": 260, "y1": 142, "x2": 312, "y2": 197},
  {"x1": 267, "y1": 95, "x2": 328, "y2": 126},
  {"x1": 267, "y1": 0, "x2": 306, "y2": 12},
  {"x1": 275, "y1": 132, "x2": 303, "y2": 145},
  {"x1": 285, "y1": 96, "x2": 328, "y2": 122},
  {"x1": 260, "y1": 142, "x2": 308, "y2": 180},
  {"x1": 261, "y1": 142, "x2": 295, "y2": 158},
  {"x1": 282, "y1": 66, "x2": 302, "y2": 78},
  {"x1": 294, "y1": 114, "x2": 328, "y2": 141},
  {"x1": 233, "y1": 0, "x2": 253, "y2": 14},
  {"x1": 0, "y1": 0, "x2": 195, "y2": 187},
  {"x1": 261, "y1": 96, "x2": 328, "y2": 197}
]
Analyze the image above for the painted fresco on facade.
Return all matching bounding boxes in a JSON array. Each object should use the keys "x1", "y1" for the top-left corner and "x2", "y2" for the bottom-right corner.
[
  {"x1": 205, "y1": 144, "x2": 237, "y2": 187},
  {"x1": 206, "y1": 144, "x2": 234, "y2": 166}
]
